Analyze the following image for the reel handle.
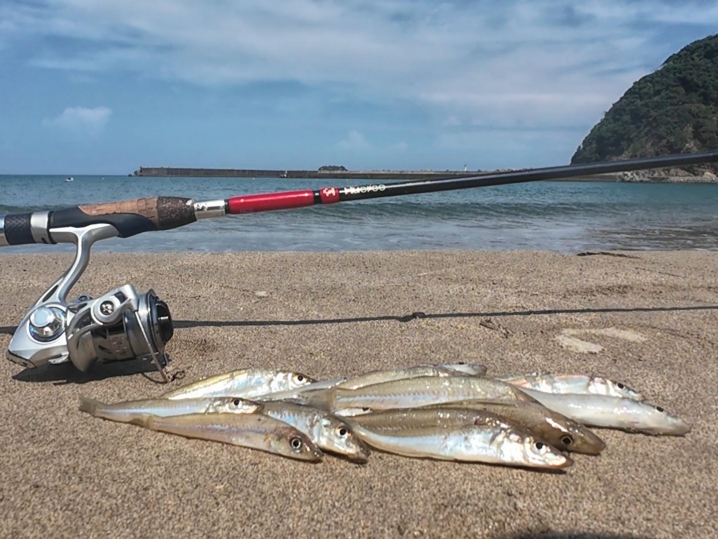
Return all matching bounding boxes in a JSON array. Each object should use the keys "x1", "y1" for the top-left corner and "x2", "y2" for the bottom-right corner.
[{"x1": 0, "y1": 196, "x2": 197, "y2": 247}]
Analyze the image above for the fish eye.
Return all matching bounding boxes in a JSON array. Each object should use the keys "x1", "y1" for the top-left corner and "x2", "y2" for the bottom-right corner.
[
  {"x1": 296, "y1": 374, "x2": 304, "y2": 382},
  {"x1": 655, "y1": 406, "x2": 665, "y2": 413},
  {"x1": 617, "y1": 383, "x2": 625, "y2": 389},
  {"x1": 535, "y1": 442, "x2": 545, "y2": 451},
  {"x1": 362, "y1": 407, "x2": 370, "y2": 412},
  {"x1": 290, "y1": 437, "x2": 304, "y2": 451},
  {"x1": 458, "y1": 361, "x2": 466, "y2": 365},
  {"x1": 232, "y1": 398, "x2": 241, "y2": 406},
  {"x1": 561, "y1": 436, "x2": 573, "y2": 446},
  {"x1": 336, "y1": 426, "x2": 349, "y2": 438}
]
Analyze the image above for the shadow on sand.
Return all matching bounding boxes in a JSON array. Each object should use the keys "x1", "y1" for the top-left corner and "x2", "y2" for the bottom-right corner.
[{"x1": 10, "y1": 359, "x2": 169, "y2": 386}]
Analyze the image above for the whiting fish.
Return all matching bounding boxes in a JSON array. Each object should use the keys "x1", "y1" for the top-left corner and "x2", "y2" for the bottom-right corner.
[
  {"x1": 302, "y1": 375, "x2": 535, "y2": 413},
  {"x1": 499, "y1": 373, "x2": 643, "y2": 401},
  {"x1": 159, "y1": 369, "x2": 316, "y2": 400},
  {"x1": 425, "y1": 400, "x2": 606, "y2": 454},
  {"x1": 520, "y1": 389, "x2": 690, "y2": 436},
  {"x1": 345, "y1": 412, "x2": 572, "y2": 469},
  {"x1": 335, "y1": 364, "x2": 487, "y2": 390},
  {"x1": 78, "y1": 395, "x2": 259, "y2": 423},
  {"x1": 133, "y1": 412, "x2": 324, "y2": 462}
]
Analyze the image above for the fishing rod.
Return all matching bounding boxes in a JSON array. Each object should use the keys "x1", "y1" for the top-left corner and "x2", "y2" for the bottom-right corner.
[{"x1": 2, "y1": 149, "x2": 718, "y2": 381}]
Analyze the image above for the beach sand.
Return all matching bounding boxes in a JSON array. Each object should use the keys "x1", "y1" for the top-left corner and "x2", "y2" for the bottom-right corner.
[{"x1": 1, "y1": 250, "x2": 717, "y2": 539}]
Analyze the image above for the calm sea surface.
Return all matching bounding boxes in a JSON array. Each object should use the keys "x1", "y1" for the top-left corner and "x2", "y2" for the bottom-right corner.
[{"x1": 1, "y1": 175, "x2": 717, "y2": 254}]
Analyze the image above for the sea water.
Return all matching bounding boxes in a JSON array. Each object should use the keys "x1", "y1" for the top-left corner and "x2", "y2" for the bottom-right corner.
[{"x1": 1, "y1": 175, "x2": 717, "y2": 254}]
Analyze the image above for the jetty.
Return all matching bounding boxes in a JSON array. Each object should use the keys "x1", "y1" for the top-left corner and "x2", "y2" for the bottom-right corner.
[{"x1": 130, "y1": 166, "x2": 518, "y2": 180}]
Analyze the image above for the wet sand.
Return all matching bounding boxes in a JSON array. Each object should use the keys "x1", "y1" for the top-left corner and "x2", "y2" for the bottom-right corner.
[{"x1": 1, "y1": 250, "x2": 717, "y2": 539}]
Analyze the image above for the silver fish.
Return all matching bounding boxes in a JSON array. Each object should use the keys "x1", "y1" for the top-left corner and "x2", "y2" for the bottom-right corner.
[
  {"x1": 520, "y1": 389, "x2": 690, "y2": 436},
  {"x1": 78, "y1": 396, "x2": 259, "y2": 423},
  {"x1": 159, "y1": 369, "x2": 316, "y2": 400},
  {"x1": 258, "y1": 401, "x2": 370, "y2": 463},
  {"x1": 345, "y1": 412, "x2": 572, "y2": 469},
  {"x1": 302, "y1": 375, "x2": 535, "y2": 413},
  {"x1": 133, "y1": 412, "x2": 324, "y2": 461},
  {"x1": 424, "y1": 400, "x2": 606, "y2": 455},
  {"x1": 499, "y1": 372, "x2": 643, "y2": 401},
  {"x1": 335, "y1": 365, "x2": 486, "y2": 390}
]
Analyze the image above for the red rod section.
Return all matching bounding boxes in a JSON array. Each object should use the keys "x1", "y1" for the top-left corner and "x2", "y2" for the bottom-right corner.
[{"x1": 227, "y1": 190, "x2": 316, "y2": 214}]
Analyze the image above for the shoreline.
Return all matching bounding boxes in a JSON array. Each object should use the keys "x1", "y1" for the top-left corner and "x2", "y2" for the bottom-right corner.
[{"x1": 2, "y1": 250, "x2": 717, "y2": 538}]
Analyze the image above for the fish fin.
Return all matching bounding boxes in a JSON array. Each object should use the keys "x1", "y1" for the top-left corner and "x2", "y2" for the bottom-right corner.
[
  {"x1": 127, "y1": 414, "x2": 153, "y2": 428},
  {"x1": 78, "y1": 396, "x2": 105, "y2": 416}
]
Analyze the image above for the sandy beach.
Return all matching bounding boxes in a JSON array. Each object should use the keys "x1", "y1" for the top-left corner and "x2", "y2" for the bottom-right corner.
[{"x1": 1, "y1": 250, "x2": 717, "y2": 539}]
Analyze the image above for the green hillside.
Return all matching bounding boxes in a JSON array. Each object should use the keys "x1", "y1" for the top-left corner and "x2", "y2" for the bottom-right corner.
[{"x1": 572, "y1": 34, "x2": 718, "y2": 176}]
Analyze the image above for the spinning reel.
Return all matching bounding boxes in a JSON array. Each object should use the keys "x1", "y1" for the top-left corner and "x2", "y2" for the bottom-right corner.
[{"x1": 5, "y1": 223, "x2": 175, "y2": 382}]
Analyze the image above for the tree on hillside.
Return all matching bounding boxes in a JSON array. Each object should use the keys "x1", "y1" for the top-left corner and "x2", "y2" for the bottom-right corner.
[{"x1": 572, "y1": 34, "x2": 718, "y2": 174}]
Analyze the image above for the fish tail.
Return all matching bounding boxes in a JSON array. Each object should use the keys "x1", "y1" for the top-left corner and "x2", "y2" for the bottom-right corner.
[{"x1": 78, "y1": 396, "x2": 105, "y2": 416}]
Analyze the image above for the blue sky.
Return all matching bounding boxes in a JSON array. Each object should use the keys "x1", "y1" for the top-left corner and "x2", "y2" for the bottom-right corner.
[{"x1": 1, "y1": 1, "x2": 717, "y2": 174}]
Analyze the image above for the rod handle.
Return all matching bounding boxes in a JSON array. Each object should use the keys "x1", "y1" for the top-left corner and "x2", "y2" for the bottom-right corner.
[
  {"x1": 1, "y1": 197, "x2": 196, "y2": 246},
  {"x1": 57, "y1": 197, "x2": 197, "y2": 235}
]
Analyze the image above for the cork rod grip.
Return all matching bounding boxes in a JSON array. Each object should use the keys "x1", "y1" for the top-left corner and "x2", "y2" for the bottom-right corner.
[{"x1": 49, "y1": 196, "x2": 197, "y2": 238}]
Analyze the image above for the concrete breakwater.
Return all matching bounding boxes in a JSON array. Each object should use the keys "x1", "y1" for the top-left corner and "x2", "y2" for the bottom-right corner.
[{"x1": 131, "y1": 166, "x2": 510, "y2": 180}]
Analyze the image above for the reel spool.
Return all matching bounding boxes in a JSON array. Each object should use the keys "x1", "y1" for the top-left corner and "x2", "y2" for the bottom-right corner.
[{"x1": 5, "y1": 223, "x2": 175, "y2": 382}]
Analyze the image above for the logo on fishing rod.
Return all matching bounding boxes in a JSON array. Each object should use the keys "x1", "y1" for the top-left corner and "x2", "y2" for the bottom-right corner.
[
  {"x1": 342, "y1": 184, "x2": 386, "y2": 195},
  {"x1": 320, "y1": 187, "x2": 340, "y2": 203}
]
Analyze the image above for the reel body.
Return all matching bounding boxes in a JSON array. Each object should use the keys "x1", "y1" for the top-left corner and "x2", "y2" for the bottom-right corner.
[{"x1": 6, "y1": 224, "x2": 175, "y2": 381}]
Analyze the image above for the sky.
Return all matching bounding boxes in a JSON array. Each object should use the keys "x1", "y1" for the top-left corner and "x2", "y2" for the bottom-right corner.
[{"x1": 1, "y1": 1, "x2": 717, "y2": 175}]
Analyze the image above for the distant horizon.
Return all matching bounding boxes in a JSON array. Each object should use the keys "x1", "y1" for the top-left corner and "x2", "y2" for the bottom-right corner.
[
  {"x1": 1, "y1": 2, "x2": 717, "y2": 175},
  {"x1": 0, "y1": 163, "x2": 534, "y2": 176},
  {"x1": 0, "y1": 166, "x2": 527, "y2": 177}
]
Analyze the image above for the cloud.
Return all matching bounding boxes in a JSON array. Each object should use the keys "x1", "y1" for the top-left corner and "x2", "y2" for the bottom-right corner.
[
  {"x1": 43, "y1": 106, "x2": 112, "y2": 134},
  {"x1": 337, "y1": 130, "x2": 371, "y2": 151},
  {"x1": 4, "y1": 1, "x2": 718, "y2": 132}
]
